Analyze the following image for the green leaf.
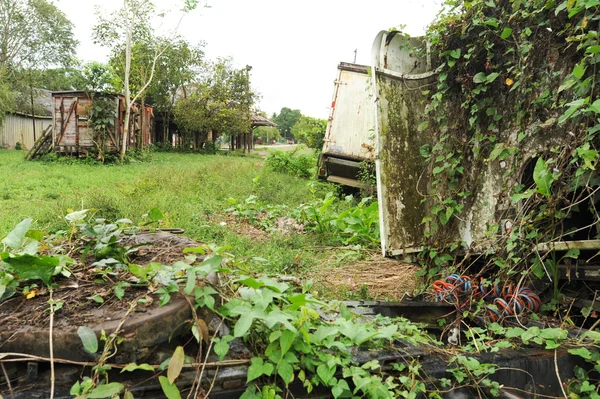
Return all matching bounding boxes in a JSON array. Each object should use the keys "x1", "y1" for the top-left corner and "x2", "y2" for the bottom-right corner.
[
  {"x1": 214, "y1": 336, "x2": 234, "y2": 360},
  {"x1": 332, "y1": 379, "x2": 350, "y2": 398},
  {"x1": 568, "y1": 347, "x2": 593, "y2": 360},
  {"x1": 562, "y1": 248, "x2": 580, "y2": 260},
  {"x1": 159, "y1": 376, "x2": 182, "y2": 399},
  {"x1": 450, "y1": 49, "x2": 461, "y2": 59},
  {"x1": 510, "y1": 190, "x2": 535, "y2": 202},
  {"x1": 279, "y1": 330, "x2": 295, "y2": 357},
  {"x1": 87, "y1": 383, "x2": 124, "y2": 398},
  {"x1": 148, "y1": 207, "x2": 164, "y2": 222},
  {"x1": 573, "y1": 63, "x2": 586, "y2": 79},
  {"x1": 195, "y1": 255, "x2": 223, "y2": 275},
  {"x1": 533, "y1": 158, "x2": 554, "y2": 198},
  {"x1": 121, "y1": 363, "x2": 155, "y2": 372},
  {"x1": 3, "y1": 254, "x2": 59, "y2": 285},
  {"x1": 473, "y1": 72, "x2": 487, "y2": 83},
  {"x1": 505, "y1": 327, "x2": 525, "y2": 338},
  {"x1": 247, "y1": 357, "x2": 274, "y2": 382},
  {"x1": 168, "y1": 346, "x2": 185, "y2": 384},
  {"x1": 500, "y1": 27, "x2": 513, "y2": 39},
  {"x1": 2, "y1": 218, "x2": 33, "y2": 250},
  {"x1": 417, "y1": 121, "x2": 429, "y2": 132},
  {"x1": 487, "y1": 72, "x2": 500, "y2": 82},
  {"x1": 77, "y1": 326, "x2": 98, "y2": 354},
  {"x1": 277, "y1": 359, "x2": 294, "y2": 385},
  {"x1": 234, "y1": 312, "x2": 255, "y2": 337},
  {"x1": 317, "y1": 363, "x2": 336, "y2": 385}
]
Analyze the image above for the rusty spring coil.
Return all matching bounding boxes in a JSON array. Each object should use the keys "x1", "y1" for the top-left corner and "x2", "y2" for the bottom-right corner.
[{"x1": 433, "y1": 274, "x2": 542, "y2": 322}]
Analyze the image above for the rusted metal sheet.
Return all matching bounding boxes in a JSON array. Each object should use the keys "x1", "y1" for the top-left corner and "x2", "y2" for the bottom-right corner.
[
  {"x1": 0, "y1": 113, "x2": 52, "y2": 150},
  {"x1": 51, "y1": 91, "x2": 152, "y2": 154},
  {"x1": 372, "y1": 32, "x2": 435, "y2": 257}
]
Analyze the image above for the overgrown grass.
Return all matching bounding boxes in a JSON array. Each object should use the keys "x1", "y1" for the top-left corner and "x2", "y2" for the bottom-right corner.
[{"x1": 0, "y1": 150, "x2": 341, "y2": 275}]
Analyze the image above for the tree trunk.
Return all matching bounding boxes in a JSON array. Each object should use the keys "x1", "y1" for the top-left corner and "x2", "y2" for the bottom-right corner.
[{"x1": 120, "y1": 0, "x2": 132, "y2": 163}]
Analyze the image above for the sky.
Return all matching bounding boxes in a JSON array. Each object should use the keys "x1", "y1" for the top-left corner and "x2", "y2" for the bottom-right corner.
[{"x1": 54, "y1": 0, "x2": 442, "y2": 119}]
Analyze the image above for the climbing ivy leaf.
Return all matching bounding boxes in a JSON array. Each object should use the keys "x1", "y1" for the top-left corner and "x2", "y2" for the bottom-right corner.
[
  {"x1": 500, "y1": 27, "x2": 513, "y2": 39},
  {"x1": 533, "y1": 158, "x2": 554, "y2": 198}
]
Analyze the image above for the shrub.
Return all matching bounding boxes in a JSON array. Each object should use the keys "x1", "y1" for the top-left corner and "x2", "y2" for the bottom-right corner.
[{"x1": 265, "y1": 147, "x2": 316, "y2": 178}]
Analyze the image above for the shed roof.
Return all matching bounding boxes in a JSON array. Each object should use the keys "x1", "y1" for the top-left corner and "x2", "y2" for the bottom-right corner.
[{"x1": 251, "y1": 114, "x2": 277, "y2": 128}]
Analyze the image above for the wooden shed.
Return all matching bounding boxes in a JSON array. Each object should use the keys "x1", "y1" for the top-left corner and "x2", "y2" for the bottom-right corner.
[{"x1": 52, "y1": 91, "x2": 153, "y2": 155}]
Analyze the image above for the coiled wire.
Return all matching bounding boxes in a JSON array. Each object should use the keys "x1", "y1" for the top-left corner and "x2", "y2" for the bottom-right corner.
[{"x1": 433, "y1": 274, "x2": 541, "y2": 322}]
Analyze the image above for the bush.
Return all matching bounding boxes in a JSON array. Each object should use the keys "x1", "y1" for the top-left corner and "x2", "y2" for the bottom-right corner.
[{"x1": 265, "y1": 147, "x2": 316, "y2": 178}]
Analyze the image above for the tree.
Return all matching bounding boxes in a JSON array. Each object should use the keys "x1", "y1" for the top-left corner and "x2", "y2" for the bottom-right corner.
[
  {"x1": 291, "y1": 115, "x2": 327, "y2": 150},
  {"x1": 94, "y1": 0, "x2": 199, "y2": 161},
  {"x1": 1, "y1": 0, "x2": 76, "y2": 135},
  {"x1": 110, "y1": 37, "x2": 204, "y2": 144},
  {"x1": 0, "y1": 0, "x2": 76, "y2": 69},
  {"x1": 272, "y1": 107, "x2": 302, "y2": 141},
  {"x1": 173, "y1": 58, "x2": 257, "y2": 149}
]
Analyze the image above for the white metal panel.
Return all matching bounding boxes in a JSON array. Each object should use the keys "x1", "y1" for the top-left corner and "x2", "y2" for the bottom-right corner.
[
  {"x1": 322, "y1": 64, "x2": 376, "y2": 161},
  {"x1": 372, "y1": 31, "x2": 434, "y2": 257},
  {"x1": 0, "y1": 113, "x2": 52, "y2": 150}
]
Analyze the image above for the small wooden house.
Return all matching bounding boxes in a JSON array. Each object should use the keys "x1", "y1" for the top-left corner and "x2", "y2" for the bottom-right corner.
[{"x1": 52, "y1": 91, "x2": 153, "y2": 155}]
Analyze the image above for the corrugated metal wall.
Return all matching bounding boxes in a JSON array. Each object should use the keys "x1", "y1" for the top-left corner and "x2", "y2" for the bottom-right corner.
[{"x1": 0, "y1": 113, "x2": 52, "y2": 150}]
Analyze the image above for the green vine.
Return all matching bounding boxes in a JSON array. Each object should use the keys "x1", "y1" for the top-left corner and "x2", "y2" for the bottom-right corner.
[{"x1": 416, "y1": 0, "x2": 600, "y2": 286}]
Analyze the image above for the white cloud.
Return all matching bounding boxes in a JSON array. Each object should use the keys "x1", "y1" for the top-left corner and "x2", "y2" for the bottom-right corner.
[{"x1": 55, "y1": 0, "x2": 441, "y2": 118}]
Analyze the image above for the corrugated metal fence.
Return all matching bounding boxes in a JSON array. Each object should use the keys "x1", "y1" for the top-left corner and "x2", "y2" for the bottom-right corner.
[{"x1": 0, "y1": 113, "x2": 52, "y2": 150}]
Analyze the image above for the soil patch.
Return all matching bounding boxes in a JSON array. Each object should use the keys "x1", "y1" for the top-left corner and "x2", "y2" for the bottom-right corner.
[
  {"x1": 312, "y1": 255, "x2": 421, "y2": 300},
  {"x1": 0, "y1": 232, "x2": 198, "y2": 333}
]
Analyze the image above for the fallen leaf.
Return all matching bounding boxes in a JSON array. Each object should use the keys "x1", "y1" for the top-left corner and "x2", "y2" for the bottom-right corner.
[{"x1": 505, "y1": 78, "x2": 514, "y2": 86}]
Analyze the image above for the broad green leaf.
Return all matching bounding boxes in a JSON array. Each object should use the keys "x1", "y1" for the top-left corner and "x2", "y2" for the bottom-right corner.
[
  {"x1": 247, "y1": 357, "x2": 274, "y2": 382},
  {"x1": 214, "y1": 336, "x2": 234, "y2": 360},
  {"x1": 121, "y1": 363, "x2": 155, "y2": 372},
  {"x1": 159, "y1": 376, "x2": 182, "y2": 399},
  {"x1": 277, "y1": 359, "x2": 294, "y2": 385},
  {"x1": 473, "y1": 72, "x2": 487, "y2": 83},
  {"x1": 500, "y1": 27, "x2": 512, "y2": 39},
  {"x1": 505, "y1": 327, "x2": 525, "y2": 338},
  {"x1": 167, "y1": 346, "x2": 185, "y2": 384},
  {"x1": 450, "y1": 49, "x2": 461, "y2": 59},
  {"x1": 573, "y1": 63, "x2": 586, "y2": 79},
  {"x1": 77, "y1": 326, "x2": 98, "y2": 354},
  {"x1": 279, "y1": 330, "x2": 295, "y2": 357},
  {"x1": 417, "y1": 121, "x2": 429, "y2": 132},
  {"x1": 317, "y1": 363, "x2": 336, "y2": 385},
  {"x1": 562, "y1": 248, "x2": 580, "y2": 260},
  {"x1": 332, "y1": 379, "x2": 350, "y2": 398},
  {"x1": 2, "y1": 218, "x2": 33, "y2": 250},
  {"x1": 533, "y1": 158, "x2": 554, "y2": 198},
  {"x1": 487, "y1": 72, "x2": 500, "y2": 82},
  {"x1": 510, "y1": 190, "x2": 535, "y2": 202},
  {"x1": 3, "y1": 254, "x2": 59, "y2": 284},
  {"x1": 195, "y1": 255, "x2": 223, "y2": 275},
  {"x1": 240, "y1": 386, "x2": 261, "y2": 399},
  {"x1": 87, "y1": 383, "x2": 124, "y2": 398},
  {"x1": 234, "y1": 312, "x2": 255, "y2": 337},
  {"x1": 569, "y1": 347, "x2": 593, "y2": 360},
  {"x1": 148, "y1": 207, "x2": 164, "y2": 222}
]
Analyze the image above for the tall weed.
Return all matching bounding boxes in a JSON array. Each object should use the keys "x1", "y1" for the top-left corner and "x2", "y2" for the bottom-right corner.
[{"x1": 265, "y1": 147, "x2": 316, "y2": 178}]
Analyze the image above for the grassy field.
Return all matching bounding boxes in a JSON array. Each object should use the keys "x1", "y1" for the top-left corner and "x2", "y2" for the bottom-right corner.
[{"x1": 0, "y1": 149, "x2": 349, "y2": 276}]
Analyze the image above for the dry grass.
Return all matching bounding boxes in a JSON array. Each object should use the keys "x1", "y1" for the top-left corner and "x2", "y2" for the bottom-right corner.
[{"x1": 311, "y1": 255, "x2": 422, "y2": 301}]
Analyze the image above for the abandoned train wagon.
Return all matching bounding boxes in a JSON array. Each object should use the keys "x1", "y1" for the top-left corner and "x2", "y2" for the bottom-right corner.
[
  {"x1": 372, "y1": 29, "x2": 598, "y2": 258},
  {"x1": 52, "y1": 91, "x2": 153, "y2": 154}
]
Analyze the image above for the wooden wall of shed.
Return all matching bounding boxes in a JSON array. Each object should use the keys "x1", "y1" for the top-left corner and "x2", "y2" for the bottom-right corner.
[
  {"x1": 52, "y1": 93, "x2": 152, "y2": 154},
  {"x1": 0, "y1": 113, "x2": 52, "y2": 150}
]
